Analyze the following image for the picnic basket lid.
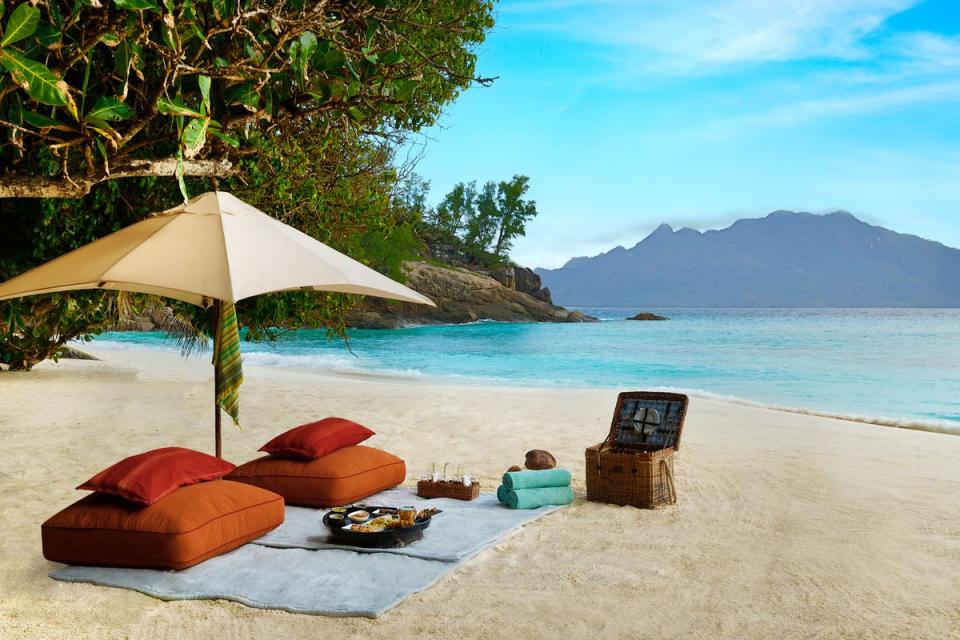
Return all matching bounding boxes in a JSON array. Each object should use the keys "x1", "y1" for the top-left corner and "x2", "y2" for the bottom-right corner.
[{"x1": 605, "y1": 391, "x2": 689, "y2": 451}]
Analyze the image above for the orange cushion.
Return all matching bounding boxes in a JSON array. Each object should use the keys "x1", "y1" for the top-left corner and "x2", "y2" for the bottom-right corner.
[
  {"x1": 226, "y1": 445, "x2": 406, "y2": 508},
  {"x1": 42, "y1": 480, "x2": 284, "y2": 570}
]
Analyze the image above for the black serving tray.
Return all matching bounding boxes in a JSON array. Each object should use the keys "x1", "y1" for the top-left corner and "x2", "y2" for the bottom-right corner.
[{"x1": 322, "y1": 506, "x2": 435, "y2": 548}]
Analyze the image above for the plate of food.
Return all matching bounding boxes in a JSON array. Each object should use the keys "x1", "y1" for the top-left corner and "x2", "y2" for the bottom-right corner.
[{"x1": 321, "y1": 505, "x2": 441, "y2": 548}]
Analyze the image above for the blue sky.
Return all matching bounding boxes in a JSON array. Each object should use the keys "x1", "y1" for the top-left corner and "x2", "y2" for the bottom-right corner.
[{"x1": 411, "y1": 0, "x2": 960, "y2": 268}]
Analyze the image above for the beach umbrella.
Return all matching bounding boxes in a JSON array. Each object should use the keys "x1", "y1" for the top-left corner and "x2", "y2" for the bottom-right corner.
[{"x1": 0, "y1": 191, "x2": 434, "y2": 456}]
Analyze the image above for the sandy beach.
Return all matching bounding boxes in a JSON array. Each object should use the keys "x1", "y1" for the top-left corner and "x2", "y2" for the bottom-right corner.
[{"x1": 1, "y1": 347, "x2": 958, "y2": 640}]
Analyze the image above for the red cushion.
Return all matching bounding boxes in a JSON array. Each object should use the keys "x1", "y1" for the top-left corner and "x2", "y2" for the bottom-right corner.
[
  {"x1": 259, "y1": 417, "x2": 374, "y2": 460},
  {"x1": 77, "y1": 447, "x2": 236, "y2": 505}
]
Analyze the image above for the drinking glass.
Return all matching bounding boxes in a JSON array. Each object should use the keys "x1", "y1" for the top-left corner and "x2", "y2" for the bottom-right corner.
[{"x1": 399, "y1": 506, "x2": 416, "y2": 528}]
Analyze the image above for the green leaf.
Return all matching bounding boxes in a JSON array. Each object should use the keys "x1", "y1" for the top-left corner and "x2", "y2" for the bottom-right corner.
[
  {"x1": 176, "y1": 148, "x2": 188, "y2": 200},
  {"x1": 34, "y1": 23, "x2": 61, "y2": 48},
  {"x1": 99, "y1": 33, "x2": 120, "y2": 46},
  {"x1": 161, "y1": 20, "x2": 178, "y2": 51},
  {"x1": 289, "y1": 31, "x2": 317, "y2": 82},
  {"x1": 321, "y1": 50, "x2": 346, "y2": 72},
  {"x1": 114, "y1": 40, "x2": 132, "y2": 86},
  {"x1": 1, "y1": 3, "x2": 41, "y2": 47},
  {"x1": 82, "y1": 114, "x2": 121, "y2": 143},
  {"x1": 181, "y1": 117, "x2": 209, "y2": 156},
  {"x1": 63, "y1": 88, "x2": 79, "y2": 121},
  {"x1": 113, "y1": 0, "x2": 159, "y2": 10},
  {"x1": 0, "y1": 50, "x2": 68, "y2": 107},
  {"x1": 198, "y1": 75, "x2": 211, "y2": 111},
  {"x1": 365, "y1": 20, "x2": 379, "y2": 43},
  {"x1": 114, "y1": 41, "x2": 132, "y2": 77},
  {"x1": 11, "y1": 104, "x2": 76, "y2": 132},
  {"x1": 224, "y1": 82, "x2": 258, "y2": 112},
  {"x1": 187, "y1": 23, "x2": 204, "y2": 45},
  {"x1": 85, "y1": 96, "x2": 133, "y2": 121},
  {"x1": 156, "y1": 96, "x2": 203, "y2": 117},
  {"x1": 381, "y1": 51, "x2": 404, "y2": 66},
  {"x1": 393, "y1": 78, "x2": 418, "y2": 101},
  {"x1": 309, "y1": 80, "x2": 332, "y2": 104},
  {"x1": 47, "y1": 1, "x2": 63, "y2": 27},
  {"x1": 208, "y1": 128, "x2": 239, "y2": 147},
  {"x1": 95, "y1": 139, "x2": 110, "y2": 171}
]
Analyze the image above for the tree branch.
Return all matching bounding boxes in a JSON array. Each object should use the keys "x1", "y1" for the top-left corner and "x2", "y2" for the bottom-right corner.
[{"x1": 0, "y1": 158, "x2": 235, "y2": 198}]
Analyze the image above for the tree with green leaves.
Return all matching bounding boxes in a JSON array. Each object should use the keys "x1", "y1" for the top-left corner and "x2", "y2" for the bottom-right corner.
[
  {"x1": 0, "y1": 1, "x2": 496, "y2": 369},
  {"x1": 424, "y1": 174, "x2": 538, "y2": 263},
  {"x1": 431, "y1": 180, "x2": 476, "y2": 242},
  {"x1": 0, "y1": 0, "x2": 494, "y2": 198},
  {"x1": 490, "y1": 174, "x2": 537, "y2": 257}
]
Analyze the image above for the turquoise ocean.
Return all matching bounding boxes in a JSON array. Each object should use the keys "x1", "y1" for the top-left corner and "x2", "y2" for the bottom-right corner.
[{"x1": 91, "y1": 308, "x2": 960, "y2": 433}]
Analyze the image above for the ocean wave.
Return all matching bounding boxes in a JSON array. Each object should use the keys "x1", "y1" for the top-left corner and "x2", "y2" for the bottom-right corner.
[
  {"x1": 240, "y1": 351, "x2": 359, "y2": 370},
  {"x1": 82, "y1": 338, "x2": 187, "y2": 354},
  {"x1": 239, "y1": 350, "x2": 434, "y2": 382}
]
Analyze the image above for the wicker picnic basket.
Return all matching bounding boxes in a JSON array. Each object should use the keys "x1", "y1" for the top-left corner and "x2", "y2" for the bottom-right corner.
[{"x1": 585, "y1": 391, "x2": 689, "y2": 508}]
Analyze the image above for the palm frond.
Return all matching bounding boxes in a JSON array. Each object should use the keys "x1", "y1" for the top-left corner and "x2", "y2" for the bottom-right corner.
[
  {"x1": 144, "y1": 301, "x2": 209, "y2": 357},
  {"x1": 105, "y1": 292, "x2": 208, "y2": 356}
]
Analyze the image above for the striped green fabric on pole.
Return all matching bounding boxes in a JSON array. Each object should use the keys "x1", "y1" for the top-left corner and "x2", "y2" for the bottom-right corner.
[{"x1": 214, "y1": 302, "x2": 243, "y2": 426}]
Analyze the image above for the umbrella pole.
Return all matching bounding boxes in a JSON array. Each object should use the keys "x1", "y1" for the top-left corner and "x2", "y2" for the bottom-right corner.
[{"x1": 212, "y1": 300, "x2": 222, "y2": 459}]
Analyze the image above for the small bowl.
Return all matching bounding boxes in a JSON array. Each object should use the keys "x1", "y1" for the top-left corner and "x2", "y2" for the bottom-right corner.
[
  {"x1": 348, "y1": 510, "x2": 370, "y2": 523},
  {"x1": 328, "y1": 513, "x2": 346, "y2": 526},
  {"x1": 331, "y1": 507, "x2": 348, "y2": 514}
]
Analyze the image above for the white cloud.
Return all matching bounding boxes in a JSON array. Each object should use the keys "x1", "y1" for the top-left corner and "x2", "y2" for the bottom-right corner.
[
  {"x1": 503, "y1": 1, "x2": 960, "y2": 136},
  {"x1": 701, "y1": 80, "x2": 960, "y2": 136},
  {"x1": 507, "y1": 0, "x2": 919, "y2": 70},
  {"x1": 891, "y1": 31, "x2": 960, "y2": 71}
]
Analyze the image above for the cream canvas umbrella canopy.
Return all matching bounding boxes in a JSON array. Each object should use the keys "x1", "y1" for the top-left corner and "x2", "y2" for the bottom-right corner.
[{"x1": 0, "y1": 191, "x2": 434, "y2": 456}]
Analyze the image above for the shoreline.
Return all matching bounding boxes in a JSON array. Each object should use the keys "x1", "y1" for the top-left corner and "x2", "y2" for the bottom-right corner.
[{"x1": 79, "y1": 341, "x2": 960, "y2": 437}]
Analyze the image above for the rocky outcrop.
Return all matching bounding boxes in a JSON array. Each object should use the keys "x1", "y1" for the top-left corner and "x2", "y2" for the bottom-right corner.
[
  {"x1": 55, "y1": 346, "x2": 100, "y2": 360},
  {"x1": 488, "y1": 266, "x2": 553, "y2": 304},
  {"x1": 350, "y1": 261, "x2": 596, "y2": 328},
  {"x1": 628, "y1": 312, "x2": 668, "y2": 321},
  {"x1": 513, "y1": 267, "x2": 542, "y2": 296}
]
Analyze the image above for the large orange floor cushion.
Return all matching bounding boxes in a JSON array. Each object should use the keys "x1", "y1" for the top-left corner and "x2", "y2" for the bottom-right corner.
[
  {"x1": 42, "y1": 480, "x2": 284, "y2": 570},
  {"x1": 226, "y1": 445, "x2": 406, "y2": 507}
]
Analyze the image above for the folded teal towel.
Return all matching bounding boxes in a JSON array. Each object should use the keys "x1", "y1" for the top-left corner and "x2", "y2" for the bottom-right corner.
[
  {"x1": 497, "y1": 484, "x2": 508, "y2": 504},
  {"x1": 502, "y1": 468, "x2": 572, "y2": 490},
  {"x1": 499, "y1": 485, "x2": 574, "y2": 509}
]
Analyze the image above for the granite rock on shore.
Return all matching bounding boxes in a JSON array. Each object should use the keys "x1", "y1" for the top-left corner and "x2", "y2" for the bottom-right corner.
[{"x1": 349, "y1": 261, "x2": 596, "y2": 328}]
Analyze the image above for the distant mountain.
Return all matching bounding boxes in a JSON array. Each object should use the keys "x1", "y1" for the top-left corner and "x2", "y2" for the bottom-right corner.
[{"x1": 536, "y1": 211, "x2": 960, "y2": 308}]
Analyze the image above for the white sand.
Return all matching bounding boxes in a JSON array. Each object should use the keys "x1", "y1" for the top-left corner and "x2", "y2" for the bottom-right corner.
[{"x1": 0, "y1": 348, "x2": 958, "y2": 639}]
